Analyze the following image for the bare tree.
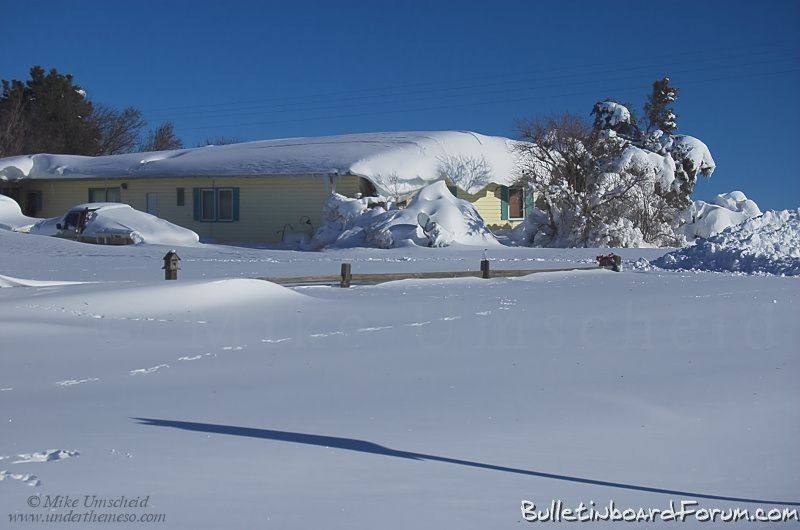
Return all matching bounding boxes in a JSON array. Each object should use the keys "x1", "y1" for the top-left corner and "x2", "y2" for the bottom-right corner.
[
  {"x1": 436, "y1": 154, "x2": 492, "y2": 193},
  {"x1": 140, "y1": 122, "x2": 183, "y2": 152},
  {"x1": 385, "y1": 172, "x2": 404, "y2": 202},
  {"x1": 91, "y1": 105, "x2": 146, "y2": 155},
  {"x1": 0, "y1": 84, "x2": 26, "y2": 158},
  {"x1": 514, "y1": 114, "x2": 650, "y2": 246},
  {"x1": 195, "y1": 136, "x2": 242, "y2": 147}
]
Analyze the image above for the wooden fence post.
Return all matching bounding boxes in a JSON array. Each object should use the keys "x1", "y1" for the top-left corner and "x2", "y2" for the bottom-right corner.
[
  {"x1": 480, "y1": 259, "x2": 490, "y2": 279},
  {"x1": 340, "y1": 263, "x2": 352, "y2": 288}
]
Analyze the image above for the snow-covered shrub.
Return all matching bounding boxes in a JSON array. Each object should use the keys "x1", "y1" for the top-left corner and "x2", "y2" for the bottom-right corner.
[
  {"x1": 512, "y1": 97, "x2": 716, "y2": 248},
  {"x1": 591, "y1": 100, "x2": 636, "y2": 137},
  {"x1": 308, "y1": 193, "x2": 386, "y2": 249},
  {"x1": 309, "y1": 181, "x2": 498, "y2": 249},
  {"x1": 655, "y1": 209, "x2": 800, "y2": 276}
]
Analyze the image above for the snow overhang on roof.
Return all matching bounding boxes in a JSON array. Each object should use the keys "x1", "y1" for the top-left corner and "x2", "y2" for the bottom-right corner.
[{"x1": 0, "y1": 131, "x2": 525, "y2": 196}]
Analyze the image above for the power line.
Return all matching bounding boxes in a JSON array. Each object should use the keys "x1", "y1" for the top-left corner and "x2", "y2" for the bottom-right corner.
[
  {"x1": 176, "y1": 67, "x2": 800, "y2": 133},
  {"x1": 149, "y1": 53, "x2": 800, "y2": 123},
  {"x1": 142, "y1": 39, "x2": 799, "y2": 115}
]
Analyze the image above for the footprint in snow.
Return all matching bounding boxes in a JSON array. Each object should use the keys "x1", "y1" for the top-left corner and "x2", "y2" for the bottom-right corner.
[
  {"x1": 129, "y1": 364, "x2": 168, "y2": 376},
  {"x1": 57, "y1": 378, "x2": 99, "y2": 387},
  {"x1": 310, "y1": 331, "x2": 345, "y2": 338},
  {"x1": 0, "y1": 471, "x2": 40, "y2": 487},
  {"x1": 13, "y1": 449, "x2": 79, "y2": 464}
]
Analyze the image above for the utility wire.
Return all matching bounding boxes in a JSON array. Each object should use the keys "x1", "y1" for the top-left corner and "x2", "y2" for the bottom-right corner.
[
  {"x1": 143, "y1": 39, "x2": 799, "y2": 115},
  {"x1": 149, "y1": 53, "x2": 800, "y2": 123},
  {"x1": 177, "y1": 67, "x2": 800, "y2": 133}
]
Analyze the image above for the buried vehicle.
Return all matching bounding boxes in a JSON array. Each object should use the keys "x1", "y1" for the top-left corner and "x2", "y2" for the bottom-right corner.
[{"x1": 30, "y1": 203, "x2": 200, "y2": 246}]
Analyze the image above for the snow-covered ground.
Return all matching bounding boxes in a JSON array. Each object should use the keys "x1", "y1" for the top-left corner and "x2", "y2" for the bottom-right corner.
[{"x1": 1, "y1": 230, "x2": 797, "y2": 528}]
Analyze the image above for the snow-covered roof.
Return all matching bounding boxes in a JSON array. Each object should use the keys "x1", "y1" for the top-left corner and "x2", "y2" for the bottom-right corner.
[{"x1": 0, "y1": 131, "x2": 523, "y2": 195}]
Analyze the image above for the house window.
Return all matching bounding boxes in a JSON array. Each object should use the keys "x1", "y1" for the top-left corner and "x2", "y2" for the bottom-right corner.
[
  {"x1": 194, "y1": 187, "x2": 239, "y2": 222},
  {"x1": 500, "y1": 185, "x2": 528, "y2": 220},
  {"x1": 218, "y1": 189, "x2": 233, "y2": 221},
  {"x1": 88, "y1": 187, "x2": 121, "y2": 203},
  {"x1": 176, "y1": 188, "x2": 185, "y2": 206},
  {"x1": 508, "y1": 187, "x2": 524, "y2": 219},
  {"x1": 200, "y1": 189, "x2": 216, "y2": 221}
]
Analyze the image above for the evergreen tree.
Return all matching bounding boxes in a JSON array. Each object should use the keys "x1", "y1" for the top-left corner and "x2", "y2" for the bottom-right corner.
[
  {"x1": 1, "y1": 67, "x2": 99, "y2": 155},
  {"x1": 0, "y1": 66, "x2": 148, "y2": 157},
  {"x1": 643, "y1": 77, "x2": 679, "y2": 133}
]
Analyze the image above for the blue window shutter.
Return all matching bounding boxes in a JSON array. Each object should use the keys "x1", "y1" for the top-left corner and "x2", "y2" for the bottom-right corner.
[
  {"x1": 524, "y1": 188, "x2": 534, "y2": 216},
  {"x1": 232, "y1": 187, "x2": 240, "y2": 221},
  {"x1": 192, "y1": 188, "x2": 201, "y2": 221},
  {"x1": 500, "y1": 185, "x2": 509, "y2": 220}
]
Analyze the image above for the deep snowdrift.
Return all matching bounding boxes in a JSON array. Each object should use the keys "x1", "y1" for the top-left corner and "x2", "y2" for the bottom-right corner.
[
  {"x1": 0, "y1": 195, "x2": 37, "y2": 231},
  {"x1": 681, "y1": 191, "x2": 761, "y2": 240},
  {"x1": 310, "y1": 181, "x2": 499, "y2": 249},
  {"x1": 655, "y1": 209, "x2": 800, "y2": 276},
  {"x1": 28, "y1": 203, "x2": 200, "y2": 246}
]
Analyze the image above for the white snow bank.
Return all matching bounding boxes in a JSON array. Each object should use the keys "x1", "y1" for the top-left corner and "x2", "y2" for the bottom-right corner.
[
  {"x1": 0, "y1": 274, "x2": 89, "y2": 288},
  {"x1": 37, "y1": 278, "x2": 305, "y2": 317},
  {"x1": 28, "y1": 203, "x2": 200, "y2": 246},
  {"x1": 0, "y1": 195, "x2": 38, "y2": 231},
  {"x1": 0, "y1": 131, "x2": 522, "y2": 196},
  {"x1": 310, "y1": 181, "x2": 499, "y2": 249},
  {"x1": 681, "y1": 191, "x2": 761, "y2": 240},
  {"x1": 655, "y1": 209, "x2": 800, "y2": 276}
]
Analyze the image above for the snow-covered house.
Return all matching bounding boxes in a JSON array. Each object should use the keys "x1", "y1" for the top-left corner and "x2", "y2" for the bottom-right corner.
[{"x1": 0, "y1": 131, "x2": 529, "y2": 243}]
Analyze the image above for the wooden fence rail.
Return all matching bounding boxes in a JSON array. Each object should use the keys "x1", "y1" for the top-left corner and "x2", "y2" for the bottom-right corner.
[{"x1": 258, "y1": 259, "x2": 608, "y2": 287}]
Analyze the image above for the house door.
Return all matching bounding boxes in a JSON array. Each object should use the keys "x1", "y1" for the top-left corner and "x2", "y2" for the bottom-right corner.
[
  {"x1": 146, "y1": 193, "x2": 158, "y2": 216},
  {"x1": 24, "y1": 192, "x2": 40, "y2": 217}
]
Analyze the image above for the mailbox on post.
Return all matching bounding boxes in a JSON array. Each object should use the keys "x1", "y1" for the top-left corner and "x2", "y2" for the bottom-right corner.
[{"x1": 163, "y1": 250, "x2": 181, "y2": 280}]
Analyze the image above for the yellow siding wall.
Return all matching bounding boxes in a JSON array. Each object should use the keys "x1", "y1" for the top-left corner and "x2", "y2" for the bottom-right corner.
[
  {"x1": 456, "y1": 184, "x2": 523, "y2": 229},
  {"x1": 333, "y1": 175, "x2": 361, "y2": 197},
  {"x1": 26, "y1": 174, "x2": 362, "y2": 244},
  {"x1": 22, "y1": 175, "x2": 521, "y2": 242}
]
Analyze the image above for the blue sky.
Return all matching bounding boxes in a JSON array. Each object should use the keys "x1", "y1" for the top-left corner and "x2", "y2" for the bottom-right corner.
[{"x1": 2, "y1": 0, "x2": 798, "y2": 209}]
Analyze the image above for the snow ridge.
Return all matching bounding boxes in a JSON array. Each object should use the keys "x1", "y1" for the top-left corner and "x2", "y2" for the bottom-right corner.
[{"x1": 655, "y1": 209, "x2": 800, "y2": 276}]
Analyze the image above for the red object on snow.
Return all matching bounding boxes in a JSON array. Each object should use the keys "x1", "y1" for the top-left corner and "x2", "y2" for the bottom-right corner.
[{"x1": 596, "y1": 253, "x2": 622, "y2": 271}]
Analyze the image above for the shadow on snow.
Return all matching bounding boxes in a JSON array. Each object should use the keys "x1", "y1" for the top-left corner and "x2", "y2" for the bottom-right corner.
[{"x1": 133, "y1": 417, "x2": 798, "y2": 507}]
